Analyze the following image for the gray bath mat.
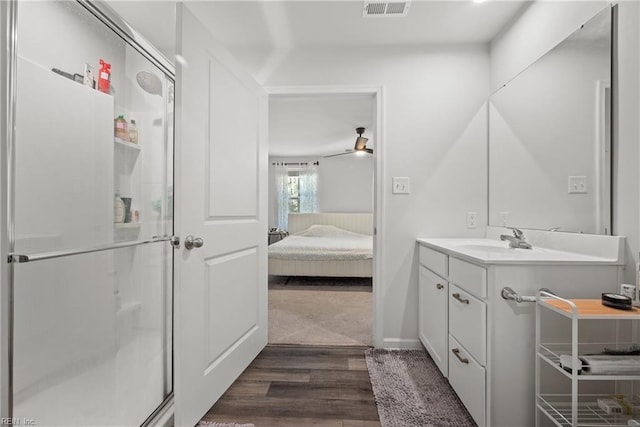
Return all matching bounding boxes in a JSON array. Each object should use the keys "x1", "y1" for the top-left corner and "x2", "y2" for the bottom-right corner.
[{"x1": 365, "y1": 349, "x2": 476, "y2": 427}]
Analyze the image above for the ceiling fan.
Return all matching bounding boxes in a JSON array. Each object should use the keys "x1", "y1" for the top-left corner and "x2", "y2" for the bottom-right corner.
[{"x1": 324, "y1": 127, "x2": 373, "y2": 158}]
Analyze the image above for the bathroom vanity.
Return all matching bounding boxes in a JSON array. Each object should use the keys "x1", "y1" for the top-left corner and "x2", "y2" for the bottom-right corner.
[{"x1": 416, "y1": 227, "x2": 625, "y2": 427}]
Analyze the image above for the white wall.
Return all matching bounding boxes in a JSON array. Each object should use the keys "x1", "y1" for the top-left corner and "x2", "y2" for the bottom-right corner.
[
  {"x1": 268, "y1": 155, "x2": 374, "y2": 229},
  {"x1": 319, "y1": 154, "x2": 374, "y2": 213},
  {"x1": 491, "y1": 1, "x2": 640, "y2": 284},
  {"x1": 242, "y1": 46, "x2": 490, "y2": 347}
]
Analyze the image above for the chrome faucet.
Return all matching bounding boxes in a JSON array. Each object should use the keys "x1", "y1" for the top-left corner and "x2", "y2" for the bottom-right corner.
[{"x1": 500, "y1": 227, "x2": 532, "y2": 249}]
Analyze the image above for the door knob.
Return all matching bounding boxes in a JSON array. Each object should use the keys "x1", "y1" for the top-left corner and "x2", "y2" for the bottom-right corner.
[{"x1": 184, "y1": 235, "x2": 204, "y2": 250}]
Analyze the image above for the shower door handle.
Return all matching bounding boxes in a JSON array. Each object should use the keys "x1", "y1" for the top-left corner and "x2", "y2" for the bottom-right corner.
[
  {"x1": 7, "y1": 236, "x2": 175, "y2": 263},
  {"x1": 184, "y1": 235, "x2": 204, "y2": 250}
]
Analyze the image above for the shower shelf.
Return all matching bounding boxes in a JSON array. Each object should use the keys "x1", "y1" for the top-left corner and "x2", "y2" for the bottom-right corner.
[
  {"x1": 114, "y1": 138, "x2": 141, "y2": 151},
  {"x1": 115, "y1": 223, "x2": 141, "y2": 229}
]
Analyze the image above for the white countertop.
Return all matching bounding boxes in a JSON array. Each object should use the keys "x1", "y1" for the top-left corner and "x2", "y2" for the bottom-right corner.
[{"x1": 416, "y1": 237, "x2": 624, "y2": 266}]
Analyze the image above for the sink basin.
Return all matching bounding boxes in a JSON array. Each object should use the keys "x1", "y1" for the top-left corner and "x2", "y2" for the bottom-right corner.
[
  {"x1": 455, "y1": 243, "x2": 516, "y2": 253},
  {"x1": 418, "y1": 228, "x2": 625, "y2": 265},
  {"x1": 415, "y1": 237, "x2": 621, "y2": 264}
]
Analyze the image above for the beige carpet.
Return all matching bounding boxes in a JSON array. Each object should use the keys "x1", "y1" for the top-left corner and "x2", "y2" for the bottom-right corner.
[{"x1": 269, "y1": 286, "x2": 372, "y2": 346}]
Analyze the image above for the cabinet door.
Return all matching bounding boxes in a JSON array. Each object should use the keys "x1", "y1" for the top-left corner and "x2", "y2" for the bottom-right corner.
[{"x1": 418, "y1": 266, "x2": 448, "y2": 377}]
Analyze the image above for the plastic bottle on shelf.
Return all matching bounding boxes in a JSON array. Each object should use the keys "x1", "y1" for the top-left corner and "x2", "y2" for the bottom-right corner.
[
  {"x1": 114, "y1": 191, "x2": 125, "y2": 223},
  {"x1": 97, "y1": 59, "x2": 111, "y2": 94},
  {"x1": 114, "y1": 115, "x2": 128, "y2": 141},
  {"x1": 129, "y1": 119, "x2": 138, "y2": 144}
]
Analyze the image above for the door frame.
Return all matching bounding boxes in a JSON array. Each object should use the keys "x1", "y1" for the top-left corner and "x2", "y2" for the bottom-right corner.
[
  {"x1": 0, "y1": 0, "x2": 177, "y2": 422},
  {"x1": 266, "y1": 85, "x2": 384, "y2": 348},
  {"x1": 0, "y1": 0, "x2": 17, "y2": 419}
]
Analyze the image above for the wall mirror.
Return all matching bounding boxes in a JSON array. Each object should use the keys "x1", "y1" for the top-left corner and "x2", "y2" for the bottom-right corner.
[{"x1": 488, "y1": 5, "x2": 613, "y2": 234}]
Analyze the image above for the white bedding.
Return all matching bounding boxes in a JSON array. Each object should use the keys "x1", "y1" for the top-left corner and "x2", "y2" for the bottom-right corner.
[{"x1": 268, "y1": 225, "x2": 373, "y2": 261}]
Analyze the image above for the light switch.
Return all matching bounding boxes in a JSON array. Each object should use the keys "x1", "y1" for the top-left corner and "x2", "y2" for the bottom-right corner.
[
  {"x1": 392, "y1": 177, "x2": 410, "y2": 194},
  {"x1": 568, "y1": 176, "x2": 587, "y2": 194}
]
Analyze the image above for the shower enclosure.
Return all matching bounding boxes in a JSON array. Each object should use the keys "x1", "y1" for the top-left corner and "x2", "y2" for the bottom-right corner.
[{"x1": 3, "y1": 1, "x2": 174, "y2": 425}]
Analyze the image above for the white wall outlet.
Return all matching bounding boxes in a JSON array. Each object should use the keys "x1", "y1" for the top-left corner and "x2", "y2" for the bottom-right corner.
[
  {"x1": 499, "y1": 212, "x2": 509, "y2": 226},
  {"x1": 568, "y1": 176, "x2": 587, "y2": 194},
  {"x1": 467, "y1": 212, "x2": 478, "y2": 229},
  {"x1": 392, "y1": 177, "x2": 410, "y2": 194}
]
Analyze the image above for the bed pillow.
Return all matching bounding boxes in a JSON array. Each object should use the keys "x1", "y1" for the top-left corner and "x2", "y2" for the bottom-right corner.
[{"x1": 294, "y1": 224, "x2": 364, "y2": 238}]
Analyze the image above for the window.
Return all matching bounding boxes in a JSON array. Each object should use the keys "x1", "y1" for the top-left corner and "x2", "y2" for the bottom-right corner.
[
  {"x1": 275, "y1": 163, "x2": 318, "y2": 229},
  {"x1": 288, "y1": 172, "x2": 300, "y2": 213}
]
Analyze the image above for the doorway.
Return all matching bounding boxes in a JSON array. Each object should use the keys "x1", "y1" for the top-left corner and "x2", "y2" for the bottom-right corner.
[{"x1": 266, "y1": 87, "x2": 383, "y2": 348}]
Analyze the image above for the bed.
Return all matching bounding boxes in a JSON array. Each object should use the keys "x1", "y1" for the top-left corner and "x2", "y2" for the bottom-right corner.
[{"x1": 268, "y1": 213, "x2": 373, "y2": 277}]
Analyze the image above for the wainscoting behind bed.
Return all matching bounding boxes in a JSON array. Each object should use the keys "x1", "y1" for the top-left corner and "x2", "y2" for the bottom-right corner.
[
  {"x1": 288, "y1": 213, "x2": 373, "y2": 235},
  {"x1": 268, "y1": 213, "x2": 374, "y2": 277}
]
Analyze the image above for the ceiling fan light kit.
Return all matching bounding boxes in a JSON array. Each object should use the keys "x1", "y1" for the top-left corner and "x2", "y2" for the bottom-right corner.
[{"x1": 324, "y1": 127, "x2": 374, "y2": 158}]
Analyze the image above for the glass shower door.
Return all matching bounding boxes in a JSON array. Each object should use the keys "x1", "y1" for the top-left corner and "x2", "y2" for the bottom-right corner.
[{"x1": 10, "y1": 2, "x2": 173, "y2": 425}]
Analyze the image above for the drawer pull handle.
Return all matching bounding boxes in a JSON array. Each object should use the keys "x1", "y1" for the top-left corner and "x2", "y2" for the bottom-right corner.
[
  {"x1": 452, "y1": 348, "x2": 469, "y2": 364},
  {"x1": 436, "y1": 283, "x2": 444, "y2": 290},
  {"x1": 452, "y1": 293, "x2": 469, "y2": 304}
]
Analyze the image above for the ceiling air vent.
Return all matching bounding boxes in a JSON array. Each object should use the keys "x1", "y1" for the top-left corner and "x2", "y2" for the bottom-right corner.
[{"x1": 362, "y1": 1, "x2": 411, "y2": 18}]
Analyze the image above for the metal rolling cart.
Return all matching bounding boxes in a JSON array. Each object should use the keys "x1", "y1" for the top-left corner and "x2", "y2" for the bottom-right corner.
[{"x1": 536, "y1": 291, "x2": 640, "y2": 426}]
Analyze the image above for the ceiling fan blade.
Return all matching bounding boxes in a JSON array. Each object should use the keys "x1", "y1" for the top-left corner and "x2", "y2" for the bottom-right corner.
[{"x1": 324, "y1": 150, "x2": 354, "y2": 158}]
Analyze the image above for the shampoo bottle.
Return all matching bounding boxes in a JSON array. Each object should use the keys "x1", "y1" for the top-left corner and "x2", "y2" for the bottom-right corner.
[
  {"x1": 129, "y1": 119, "x2": 138, "y2": 144},
  {"x1": 114, "y1": 191, "x2": 124, "y2": 223},
  {"x1": 97, "y1": 59, "x2": 111, "y2": 93},
  {"x1": 114, "y1": 115, "x2": 128, "y2": 141}
]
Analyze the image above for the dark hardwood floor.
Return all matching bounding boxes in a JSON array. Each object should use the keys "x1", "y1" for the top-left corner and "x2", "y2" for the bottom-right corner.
[{"x1": 200, "y1": 345, "x2": 381, "y2": 427}]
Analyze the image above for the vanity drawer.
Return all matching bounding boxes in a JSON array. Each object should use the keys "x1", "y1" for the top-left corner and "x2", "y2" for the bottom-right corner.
[
  {"x1": 448, "y1": 334, "x2": 486, "y2": 427},
  {"x1": 449, "y1": 257, "x2": 486, "y2": 298},
  {"x1": 449, "y1": 284, "x2": 486, "y2": 365},
  {"x1": 419, "y1": 245, "x2": 448, "y2": 278}
]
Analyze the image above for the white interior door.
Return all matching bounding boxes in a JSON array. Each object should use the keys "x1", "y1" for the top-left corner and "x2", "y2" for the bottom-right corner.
[{"x1": 174, "y1": 4, "x2": 268, "y2": 426}]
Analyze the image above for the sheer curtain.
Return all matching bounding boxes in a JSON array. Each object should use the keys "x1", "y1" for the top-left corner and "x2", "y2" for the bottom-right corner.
[
  {"x1": 298, "y1": 163, "x2": 318, "y2": 214},
  {"x1": 274, "y1": 162, "x2": 318, "y2": 230},
  {"x1": 275, "y1": 164, "x2": 289, "y2": 230}
]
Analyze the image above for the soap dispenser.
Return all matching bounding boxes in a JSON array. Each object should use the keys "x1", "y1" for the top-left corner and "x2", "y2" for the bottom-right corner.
[{"x1": 114, "y1": 191, "x2": 125, "y2": 223}]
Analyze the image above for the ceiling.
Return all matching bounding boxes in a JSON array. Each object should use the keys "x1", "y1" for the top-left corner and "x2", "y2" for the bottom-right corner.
[
  {"x1": 187, "y1": 1, "x2": 528, "y2": 48},
  {"x1": 269, "y1": 94, "x2": 376, "y2": 157},
  {"x1": 107, "y1": 0, "x2": 529, "y2": 63},
  {"x1": 106, "y1": 0, "x2": 529, "y2": 157}
]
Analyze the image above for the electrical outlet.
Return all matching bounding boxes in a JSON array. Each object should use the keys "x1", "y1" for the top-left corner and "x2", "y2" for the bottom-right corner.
[
  {"x1": 467, "y1": 212, "x2": 477, "y2": 229},
  {"x1": 568, "y1": 176, "x2": 587, "y2": 194},
  {"x1": 499, "y1": 212, "x2": 509, "y2": 226},
  {"x1": 392, "y1": 177, "x2": 410, "y2": 194}
]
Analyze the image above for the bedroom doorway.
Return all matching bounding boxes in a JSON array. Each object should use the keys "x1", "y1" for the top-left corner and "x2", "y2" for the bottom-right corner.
[{"x1": 265, "y1": 87, "x2": 382, "y2": 348}]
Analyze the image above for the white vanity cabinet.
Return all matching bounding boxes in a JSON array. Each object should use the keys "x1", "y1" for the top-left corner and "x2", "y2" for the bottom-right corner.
[
  {"x1": 417, "y1": 233, "x2": 625, "y2": 427},
  {"x1": 418, "y1": 244, "x2": 488, "y2": 425}
]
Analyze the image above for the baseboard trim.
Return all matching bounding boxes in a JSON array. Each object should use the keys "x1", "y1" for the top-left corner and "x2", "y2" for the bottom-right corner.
[{"x1": 381, "y1": 338, "x2": 423, "y2": 350}]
